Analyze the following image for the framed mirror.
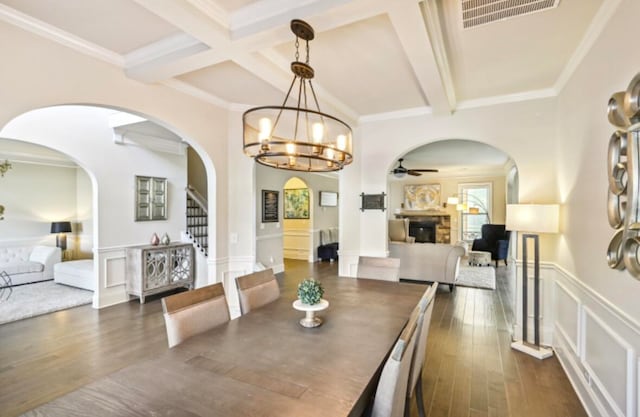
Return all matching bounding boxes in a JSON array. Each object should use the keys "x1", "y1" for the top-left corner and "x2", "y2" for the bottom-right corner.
[{"x1": 136, "y1": 175, "x2": 167, "y2": 221}]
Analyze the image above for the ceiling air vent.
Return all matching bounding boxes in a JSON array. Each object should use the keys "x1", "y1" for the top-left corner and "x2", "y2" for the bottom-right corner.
[{"x1": 462, "y1": 0, "x2": 560, "y2": 29}]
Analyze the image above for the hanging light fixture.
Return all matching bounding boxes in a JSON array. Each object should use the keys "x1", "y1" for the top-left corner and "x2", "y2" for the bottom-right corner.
[{"x1": 242, "y1": 19, "x2": 353, "y2": 172}]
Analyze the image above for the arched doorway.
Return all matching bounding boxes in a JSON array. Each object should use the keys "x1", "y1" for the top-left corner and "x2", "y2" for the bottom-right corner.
[{"x1": 0, "y1": 105, "x2": 217, "y2": 308}]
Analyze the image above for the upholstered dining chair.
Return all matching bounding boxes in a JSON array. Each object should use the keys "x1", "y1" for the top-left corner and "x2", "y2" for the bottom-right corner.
[
  {"x1": 235, "y1": 268, "x2": 280, "y2": 315},
  {"x1": 405, "y1": 282, "x2": 439, "y2": 417},
  {"x1": 161, "y1": 282, "x2": 230, "y2": 348},
  {"x1": 357, "y1": 256, "x2": 401, "y2": 282},
  {"x1": 371, "y1": 304, "x2": 421, "y2": 417}
]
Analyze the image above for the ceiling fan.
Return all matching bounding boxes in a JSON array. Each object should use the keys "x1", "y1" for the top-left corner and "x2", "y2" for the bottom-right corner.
[{"x1": 391, "y1": 158, "x2": 438, "y2": 177}]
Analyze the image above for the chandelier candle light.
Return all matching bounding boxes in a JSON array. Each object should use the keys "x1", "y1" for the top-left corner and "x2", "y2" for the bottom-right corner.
[{"x1": 242, "y1": 20, "x2": 353, "y2": 172}]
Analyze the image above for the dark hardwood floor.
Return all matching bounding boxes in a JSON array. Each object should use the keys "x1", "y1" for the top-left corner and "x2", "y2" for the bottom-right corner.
[{"x1": 0, "y1": 260, "x2": 585, "y2": 417}]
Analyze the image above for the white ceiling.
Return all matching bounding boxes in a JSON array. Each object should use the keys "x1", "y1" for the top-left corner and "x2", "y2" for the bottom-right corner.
[{"x1": 0, "y1": 0, "x2": 608, "y2": 172}]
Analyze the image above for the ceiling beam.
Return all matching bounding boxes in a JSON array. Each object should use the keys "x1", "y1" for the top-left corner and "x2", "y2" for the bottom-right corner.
[
  {"x1": 125, "y1": 0, "x2": 389, "y2": 84},
  {"x1": 387, "y1": 0, "x2": 453, "y2": 115}
]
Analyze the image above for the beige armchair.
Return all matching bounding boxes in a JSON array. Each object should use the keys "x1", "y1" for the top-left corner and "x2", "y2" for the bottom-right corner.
[{"x1": 388, "y1": 218, "x2": 415, "y2": 243}]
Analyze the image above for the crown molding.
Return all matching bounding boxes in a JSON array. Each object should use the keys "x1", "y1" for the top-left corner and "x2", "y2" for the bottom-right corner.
[
  {"x1": 0, "y1": 3, "x2": 123, "y2": 67},
  {"x1": 0, "y1": 150, "x2": 77, "y2": 168},
  {"x1": 553, "y1": 0, "x2": 623, "y2": 94}
]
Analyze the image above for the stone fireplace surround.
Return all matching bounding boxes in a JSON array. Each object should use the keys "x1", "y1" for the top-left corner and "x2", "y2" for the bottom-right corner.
[{"x1": 394, "y1": 210, "x2": 451, "y2": 244}]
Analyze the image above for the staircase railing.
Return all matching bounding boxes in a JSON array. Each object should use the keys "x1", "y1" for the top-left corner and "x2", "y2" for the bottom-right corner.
[{"x1": 185, "y1": 185, "x2": 208, "y2": 257}]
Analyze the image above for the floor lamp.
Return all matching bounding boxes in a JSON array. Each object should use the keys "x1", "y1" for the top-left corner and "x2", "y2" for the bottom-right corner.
[{"x1": 506, "y1": 204, "x2": 559, "y2": 360}]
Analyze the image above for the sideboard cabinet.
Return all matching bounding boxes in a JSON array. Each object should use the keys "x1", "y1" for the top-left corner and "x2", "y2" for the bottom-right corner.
[{"x1": 125, "y1": 242, "x2": 194, "y2": 303}]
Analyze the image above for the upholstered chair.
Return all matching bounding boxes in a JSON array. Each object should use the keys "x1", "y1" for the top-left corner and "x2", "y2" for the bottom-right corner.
[
  {"x1": 235, "y1": 268, "x2": 280, "y2": 315},
  {"x1": 389, "y1": 219, "x2": 416, "y2": 243},
  {"x1": 161, "y1": 283, "x2": 230, "y2": 348},
  {"x1": 471, "y1": 224, "x2": 511, "y2": 267},
  {"x1": 357, "y1": 256, "x2": 401, "y2": 282},
  {"x1": 405, "y1": 282, "x2": 438, "y2": 417},
  {"x1": 371, "y1": 304, "x2": 421, "y2": 417}
]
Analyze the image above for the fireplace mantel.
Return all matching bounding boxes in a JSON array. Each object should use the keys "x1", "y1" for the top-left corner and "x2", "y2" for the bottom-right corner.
[{"x1": 394, "y1": 210, "x2": 451, "y2": 244}]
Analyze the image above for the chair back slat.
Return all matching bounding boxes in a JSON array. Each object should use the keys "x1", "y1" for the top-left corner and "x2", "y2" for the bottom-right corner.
[
  {"x1": 407, "y1": 282, "x2": 438, "y2": 397},
  {"x1": 235, "y1": 268, "x2": 280, "y2": 315},
  {"x1": 372, "y1": 305, "x2": 421, "y2": 417},
  {"x1": 161, "y1": 283, "x2": 230, "y2": 348}
]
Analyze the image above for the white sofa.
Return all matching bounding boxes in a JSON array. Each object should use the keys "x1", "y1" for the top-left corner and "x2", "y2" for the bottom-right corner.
[
  {"x1": 54, "y1": 259, "x2": 95, "y2": 291},
  {"x1": 388, "y1": 219, "x2": 465, "y2": 289},
  {"x1": 0, "y1": 246, "x2": 61, "y2": 286}
]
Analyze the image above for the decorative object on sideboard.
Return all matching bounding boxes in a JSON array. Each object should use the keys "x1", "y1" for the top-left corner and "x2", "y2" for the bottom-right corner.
[
  {"x1": 160, "y1": 233, "x2": 171, "y2": 245},
  {"x1": 606, "y1": 72, "x2": 640, "y2": 279},
  {"x1": 135, "y1": 175, "x2": 167, "y2": 221},
  {"x1": 150, "y1": 232, "x2": 160, "y2": 246},
  {"x1": 506, "y1": 203, "x2": 559, "y2": 360},
  {"x1": 51, "y1": 221, "x2": 72, "y2": 251},
  {"x1": 360, "y1": 193, "x2": 386, "y2": 212},
  {"x1": 242, "y1": 19, "x2": 352, "y2": 172}
]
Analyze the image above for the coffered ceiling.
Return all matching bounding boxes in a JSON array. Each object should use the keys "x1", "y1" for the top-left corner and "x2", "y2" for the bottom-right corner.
[{"x1": 0, "y1": 0, "x2": 607, "y2": 124}]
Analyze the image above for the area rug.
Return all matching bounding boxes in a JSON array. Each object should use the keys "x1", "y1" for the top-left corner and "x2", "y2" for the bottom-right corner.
[
  {"x1": 0, "y1": 281, "x2": 93, "y2": 325},
  {"x1": 455, "y1": 265, "x2": 496, "y2": 290}
]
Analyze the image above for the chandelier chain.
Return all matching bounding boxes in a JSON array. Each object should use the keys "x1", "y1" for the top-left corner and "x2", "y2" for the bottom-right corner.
[{"x1": 295, "y1": 37, "x2": 299, "y2": 62}]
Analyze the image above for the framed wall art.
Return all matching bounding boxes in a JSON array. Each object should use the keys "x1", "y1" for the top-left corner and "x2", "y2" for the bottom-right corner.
[
  {"x1": 360, "y1": 192, "x2": 386, "y2": 211},
  {"x1": 284, "y1": 188, "x2": 310, "y2": 219},
  {"x1": 403, "y1": 184, "x2": 441, "y2": 210},
  {"x1": 262, "y1": 190, "x2": 279, "y2": 223},
  {"x1": 135, "y1": 175, "x2": 167, "y2": 221}
]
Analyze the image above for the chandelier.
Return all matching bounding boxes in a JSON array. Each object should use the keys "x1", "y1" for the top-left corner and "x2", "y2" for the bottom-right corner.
[{"x1": 242, "y1": 20, "x2": 353, "y2": 172}]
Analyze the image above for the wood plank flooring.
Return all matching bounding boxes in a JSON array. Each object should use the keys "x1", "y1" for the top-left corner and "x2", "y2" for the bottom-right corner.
[{"x1": 0, "y1": 260, "x2": 586, "y2": 417}]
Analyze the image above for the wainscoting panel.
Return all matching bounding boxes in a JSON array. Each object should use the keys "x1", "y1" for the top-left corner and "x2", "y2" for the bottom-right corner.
[
  {"x1": 550, "y1": 264, "x2": 640, "y2": 417},
  {"x1": 103, "y1": 255, "x2": 125, "y2": 288},
  {"x1": 583, "y1": 307, "x2": 634, "y2": 417},
  {"x1": 554, "y1": 280, "x2": 581, "y2": 355},
  {"x1": 283, "y1": 230, "x2": 310, "y2": 261}
]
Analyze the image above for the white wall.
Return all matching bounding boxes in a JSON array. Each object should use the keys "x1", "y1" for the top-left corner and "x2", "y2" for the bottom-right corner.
[
  {"x1": 552, "y1": 1, "x2": 640, "y2": 416},
  {"x1": 255, "y1": 164, "x2": 339, "y2": 270},
  {"x1": 340, "y1": 98, "x2": 557, "y2": 275},
  {"x1": 1, "y1": 106, "x2": 187, "y2": 307},
  {"x1": 0, "y1": 161, "x2": 77, "y2": 247},
  {"x1": 75, "y1": 167, "x2": 93, "y2": 259}
]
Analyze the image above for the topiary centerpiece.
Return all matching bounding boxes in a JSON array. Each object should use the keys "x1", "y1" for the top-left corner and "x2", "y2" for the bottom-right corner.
[{"x1": 297, "y1": 278, "x2": 324, "y2": 305}]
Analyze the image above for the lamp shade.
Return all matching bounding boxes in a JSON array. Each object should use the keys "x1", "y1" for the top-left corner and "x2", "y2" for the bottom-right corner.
[
  {"x1": 51, "y1": 221, "x2": 72, "y2": 233},
  {"x1": 506, "y1": 204, "x2": 559, "y2": 233}
]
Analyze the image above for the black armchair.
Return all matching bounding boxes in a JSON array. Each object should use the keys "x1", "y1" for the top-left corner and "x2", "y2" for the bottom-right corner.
[{"x1": 471, "y1": 224, "x2": 511, "y2": 267}]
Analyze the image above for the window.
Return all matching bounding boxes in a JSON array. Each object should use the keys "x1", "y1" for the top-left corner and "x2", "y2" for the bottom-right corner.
[{"x1": 458, "y1": 183, "x2": 491, "y2": 242}]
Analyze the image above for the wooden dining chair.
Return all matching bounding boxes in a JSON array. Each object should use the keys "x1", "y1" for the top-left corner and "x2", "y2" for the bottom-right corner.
[
  {"x1": 161, "y1": 282, "x2": 230, "y2": 348},
  {"x1": 405, "y1": 282, "x2": 439, "y2": 417},
  {"x1": 371, "y1": 304, "x2": 421, "y2": 417},
  {"x1": 235, "y1": 268, "x2": 280, "y2": 315},
  {"x1": 357, "y1": 256, "x2": 401, "y2": 282}
]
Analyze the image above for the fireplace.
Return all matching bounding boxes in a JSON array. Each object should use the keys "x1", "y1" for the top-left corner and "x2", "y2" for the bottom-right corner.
[{"x1": 409, "y1": 221, "x2": 436, "y2": 243}]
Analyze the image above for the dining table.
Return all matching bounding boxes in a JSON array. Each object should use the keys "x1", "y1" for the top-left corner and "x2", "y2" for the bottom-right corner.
[{"x1": 21, "y1": 275, "x2": 427, "y2": 417}]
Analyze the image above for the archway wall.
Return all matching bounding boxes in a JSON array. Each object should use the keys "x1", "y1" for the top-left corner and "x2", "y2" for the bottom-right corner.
[
  {"x1": 339, "y1": 97, "x2": 559, "y2": 276},
  {"x1": 254, "y1": 164, "x2": 339, "y2": 271},
  {"x1": 0, "y1": 21, "x2": 229, "y2": 306}
]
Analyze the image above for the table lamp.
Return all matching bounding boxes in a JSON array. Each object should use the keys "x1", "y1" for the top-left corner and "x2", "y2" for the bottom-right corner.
[
  {"x1": 51, "y1": 221, "x2": 72, "y2": 251},
  {"x1": 506, "y1": 204, "x2": 559, "y2": 359}
]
